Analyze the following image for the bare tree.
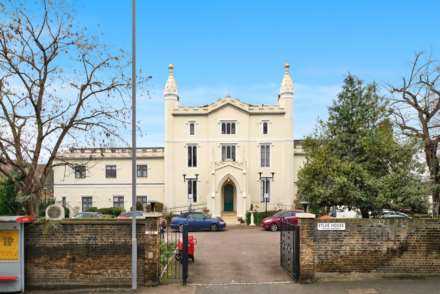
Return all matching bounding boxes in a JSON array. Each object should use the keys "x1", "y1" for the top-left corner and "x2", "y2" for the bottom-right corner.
[
  {"x1": 0, "y1": 1, "x2": 132, "y2": 214},
  {"x1": 390, "y1": 52, "x2": 440, "y2": 217}
]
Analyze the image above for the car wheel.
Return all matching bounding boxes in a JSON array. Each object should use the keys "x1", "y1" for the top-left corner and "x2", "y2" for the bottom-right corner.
[
  {"x1": 210, "y1": 224, "x2": 218, "y2": 231},
  {"x1": 270, "y1": 223, "x2": 278, "y2": 232},
  {"x1": 179, "y1": 225, "x2": 184, "y2": 233}
]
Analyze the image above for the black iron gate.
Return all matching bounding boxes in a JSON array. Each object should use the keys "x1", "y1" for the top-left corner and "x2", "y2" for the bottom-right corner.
[
  {"x1": 159, "y1": 224, "x2": 189, "y2": 285},
  {"x1": 280, "y1": 220, "x2": 300, "y2": 281}
]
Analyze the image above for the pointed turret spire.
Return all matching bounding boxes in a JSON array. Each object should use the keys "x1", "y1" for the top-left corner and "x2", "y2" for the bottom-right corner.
[
  {"x1": 279, "y1": 63, "x2": 294, "y2": 95},
  {"x1": 164, "y1": 64, "x2": 178, "y2": 97}
]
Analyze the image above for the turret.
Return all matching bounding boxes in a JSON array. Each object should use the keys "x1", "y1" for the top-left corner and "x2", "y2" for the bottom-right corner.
[
  {"x1": 278, "y1": 63, "x2": 294, "y2": 105},
  {"x1": 278, "y1": 63, "x2": 293, "y2": 124},
  {"x1": 164, "y1": 63, "x2": 179, "y2": 142},
  {"x1": 164, "y1": 64, "x2": 178, "y2": 209},
  {"x1": 164, "y1": 64, "x2": 179, "y2": 105}
]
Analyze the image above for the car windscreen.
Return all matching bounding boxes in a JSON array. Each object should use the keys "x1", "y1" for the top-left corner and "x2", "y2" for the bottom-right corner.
[{"x1": 273, "y1": 211, "x2": 285, "y2": 217}]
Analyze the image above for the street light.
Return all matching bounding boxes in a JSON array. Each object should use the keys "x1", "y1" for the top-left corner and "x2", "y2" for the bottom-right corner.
[
  {"x1": 131, "y1": 0, "x2": 137, "y2": 290},
  {"x1": 183, "y1": 173, "x2": 199, "y2": 212},
  {"x1": 259, "y1": 172, "x2": 275, "y2": 217}
]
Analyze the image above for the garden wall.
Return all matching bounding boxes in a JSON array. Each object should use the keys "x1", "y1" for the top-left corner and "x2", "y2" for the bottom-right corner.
[
  {"x1": 24, "y1": 218, "x2": 160, "y2": 289},
  {"x1": 299, "y1": 219, "x2": 440, "y2": 281}
]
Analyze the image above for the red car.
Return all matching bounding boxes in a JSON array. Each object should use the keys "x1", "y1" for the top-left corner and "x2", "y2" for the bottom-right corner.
[{"x1": 261, "y1": 210, "x2": 303, "y2": 231}]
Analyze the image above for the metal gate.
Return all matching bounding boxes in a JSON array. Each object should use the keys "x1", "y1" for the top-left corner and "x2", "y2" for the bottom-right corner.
[
  {"x1": 159, "y1": 224, "x2": 189, "y2": 285},
  {"x1": 280, "y1": 220, "x2": 300, "y2": 281}
]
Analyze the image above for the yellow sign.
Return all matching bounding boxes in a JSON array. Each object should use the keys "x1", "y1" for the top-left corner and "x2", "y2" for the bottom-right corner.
[{"x1": 0, "y1": 230, "x2": 19, "y2": 260}]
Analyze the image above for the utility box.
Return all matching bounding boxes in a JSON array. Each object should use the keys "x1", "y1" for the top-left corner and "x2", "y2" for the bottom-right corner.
[{"x1": 0, "y1": 216, "x2": 33, "y2": 293}]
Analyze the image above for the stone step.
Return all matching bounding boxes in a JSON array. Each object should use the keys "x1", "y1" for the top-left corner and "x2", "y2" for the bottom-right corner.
[{"x1": 221, "y1": 213, "x2": 241, "y2": 225}]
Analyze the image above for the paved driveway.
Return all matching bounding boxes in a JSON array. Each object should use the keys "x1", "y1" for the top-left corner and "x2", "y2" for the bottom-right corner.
[{"x1": 187, "y1": 226, "x2": 291, "y2": 284}]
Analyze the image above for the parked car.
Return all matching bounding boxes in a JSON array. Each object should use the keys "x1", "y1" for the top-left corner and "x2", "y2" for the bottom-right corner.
[
  {"x1": 261, "y1": 210, "x2": 304, "y2": 231},
  {"x1": 73, "y1": 212, "x2": 103, "y2": 219},
  {"x1": 330, "y1": 207, "x2": 362, "y2": 218},
  {"x1": 170, "y1": 212, "x2": 225, "y2": 231},
  {"x1": 117, "y1": 211, "x2": 148, "y2": 220},
  {"x1": 378, "y1": 209, "x2": 410, "y2": 219}
]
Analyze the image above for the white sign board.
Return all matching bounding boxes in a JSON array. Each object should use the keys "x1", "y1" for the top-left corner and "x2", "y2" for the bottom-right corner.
[{"x1": 317, "y1": 222, "x2": 346, "y2": 231}]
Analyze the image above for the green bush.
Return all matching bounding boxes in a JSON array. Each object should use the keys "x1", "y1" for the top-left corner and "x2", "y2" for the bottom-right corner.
[
  {"x1": 86, "y1": 207, "x2": 98, "y2": 212},
  {"x1": 245, "y1": 210, "x2": 280, "y2": 225},
  {"x1": 96, "y1": 207, "x2": 125, "y2": 217},
  {"x1": 160, "y1": 240, "x2": 176, "y2": 266},
  {"x1": 38, "y1": 198, "x2": 55, "y2": 218},
  {"x1": 136, "y1": 201, "x2": 143, "y2": 211},
  {"x1": 147, "y1": 201, "x2": 164, "y2": 212},
  {"x1": 0, "y1": 178, "x2": 24, "y2": 216}
]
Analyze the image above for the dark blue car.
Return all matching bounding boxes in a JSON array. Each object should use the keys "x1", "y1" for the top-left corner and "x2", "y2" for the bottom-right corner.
[{"x1": 170, "y1": 212, "x2": 226, "y2": 231}]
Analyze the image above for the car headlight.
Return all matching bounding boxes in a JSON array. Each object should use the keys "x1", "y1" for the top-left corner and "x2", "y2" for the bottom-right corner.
[{"x1": 263, "y1": 219, "x2": 271, "y2": 223}]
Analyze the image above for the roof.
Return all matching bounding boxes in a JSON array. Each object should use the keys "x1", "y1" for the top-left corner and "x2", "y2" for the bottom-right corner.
[
  {"x1": 172, "y1": 96, "x2": 286, "y2": 116},
  {"x1": 56, "y1": 147, "x2": 164, "y2": 160},
  {"x1": 55, "y1": 140, "x2": 305, "y2": 159}
]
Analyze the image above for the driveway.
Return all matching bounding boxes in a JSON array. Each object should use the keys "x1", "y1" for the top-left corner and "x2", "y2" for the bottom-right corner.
[{"x1": 187, "y1": 226, "x2": 291, "y2": 284}]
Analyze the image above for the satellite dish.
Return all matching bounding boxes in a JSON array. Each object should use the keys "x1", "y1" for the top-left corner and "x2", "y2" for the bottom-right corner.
[{"x1": 45, "y1": 204, "x2": 65, "y2": 220}]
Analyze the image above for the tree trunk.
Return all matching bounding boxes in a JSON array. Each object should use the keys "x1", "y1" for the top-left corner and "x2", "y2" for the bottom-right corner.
[
  {"x1": 19, "y1": 179, "x2": 41, "y2": 217},
  {"x1": 360, "y1": 208, "x2": 370, "y2": 219}
]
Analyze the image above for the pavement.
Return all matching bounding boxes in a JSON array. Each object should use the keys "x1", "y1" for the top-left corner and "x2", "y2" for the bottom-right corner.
[
  {"x1": 25, "y1": 278, "x2": 440, "y2": 294},
  {"x1": 142, "y1": 277, "x2": 440, "y2": 293}
]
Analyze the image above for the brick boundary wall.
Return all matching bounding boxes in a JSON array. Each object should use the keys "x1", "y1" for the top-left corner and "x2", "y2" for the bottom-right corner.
[
  {"x1": 298, "y1": 219, "x2": 440, "y2": 282},
  {"x1": 24, "y1": 218, "x2": 160, "y2": 290}
]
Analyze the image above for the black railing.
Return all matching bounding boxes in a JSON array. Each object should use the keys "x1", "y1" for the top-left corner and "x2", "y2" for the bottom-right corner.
[
  {"x1": 159, "y1": 224, "x2": 189, "y2": 285},
  {"x1": 280, "y1": 220, "x2": 300, "y2": 281}
]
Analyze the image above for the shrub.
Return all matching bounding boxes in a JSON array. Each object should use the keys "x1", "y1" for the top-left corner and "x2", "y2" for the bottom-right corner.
[
  {"x1": 86, "y1": 207, "x2": 98, "y2": 212},
  {"x1": 147, "y1": 201, "x2": 164, "y2": 212},
  {"x1": 153, "y1": 202, "x2": 164, "y2": 212},
  {"x1": 96, "y1": 207, "x2": 125, "y2": 217},
  {"x1": 136, "y1": 201, "x2": 143, "y2": 211},
  {"x1": 38, "y1": 198, "x2": 55, "y2": 218},
  {"x1": 0, "y1": 178, "x2": 24, "y2": 216},
  {"x1": 245, "y1": 210, "x2": 280, "y2": 225}
]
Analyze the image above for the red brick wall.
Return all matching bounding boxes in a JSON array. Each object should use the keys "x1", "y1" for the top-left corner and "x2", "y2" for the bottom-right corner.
[
  {"x1": 24, "y1": 219, "x2": 160, "y2": 289},
  {"x1": 300, "y1": 219, "x2": 440, "y2": 278}
]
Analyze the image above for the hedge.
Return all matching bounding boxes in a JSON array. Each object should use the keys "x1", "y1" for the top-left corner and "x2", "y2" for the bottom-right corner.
[
  {"x1": 245, "y1": 210, "x2": 280, "y2": 225},
  {"x1": 86, "y1": 207, "x2": 125, "y2": 217}
]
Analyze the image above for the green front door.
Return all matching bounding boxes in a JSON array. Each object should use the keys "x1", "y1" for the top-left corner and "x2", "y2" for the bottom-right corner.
[{"x1": 223, "y1": 184, "x2": 234, "y2": 212}]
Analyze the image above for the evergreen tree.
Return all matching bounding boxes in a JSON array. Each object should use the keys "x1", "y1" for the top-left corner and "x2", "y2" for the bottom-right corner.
[
  {"x1": 298, "y1": 75, "x2": 428, "y2": 217},
  {"x1": 0, "y1": 177, "x2": 24, "y2": 215}
]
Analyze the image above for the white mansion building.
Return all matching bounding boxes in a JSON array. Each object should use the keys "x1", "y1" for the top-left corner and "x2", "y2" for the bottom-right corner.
[{"x1": 53, "y1": 64, "x2": 306, "y2": 220}]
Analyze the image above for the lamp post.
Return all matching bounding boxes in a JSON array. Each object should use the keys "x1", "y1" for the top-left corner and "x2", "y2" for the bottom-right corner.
[
  {"x1": 131, "y1": 0, "x2": 137, "y2": 290},
  {"x1": 183, "y1": 173, "x2": 199, "y2": 212},
  {"x1": 259, "y1": 172, "x2": 275, "y2": 217}
]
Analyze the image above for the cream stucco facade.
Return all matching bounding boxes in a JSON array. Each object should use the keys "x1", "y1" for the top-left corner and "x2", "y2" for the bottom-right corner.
[{"x1": 53, "y1": 64, "x2": 306, "y2": 219}]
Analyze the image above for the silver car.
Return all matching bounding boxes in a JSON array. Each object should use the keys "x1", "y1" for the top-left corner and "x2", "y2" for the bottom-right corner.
[{"x1": 379, "y1": 209, "x2": 410, "y2": 219}]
